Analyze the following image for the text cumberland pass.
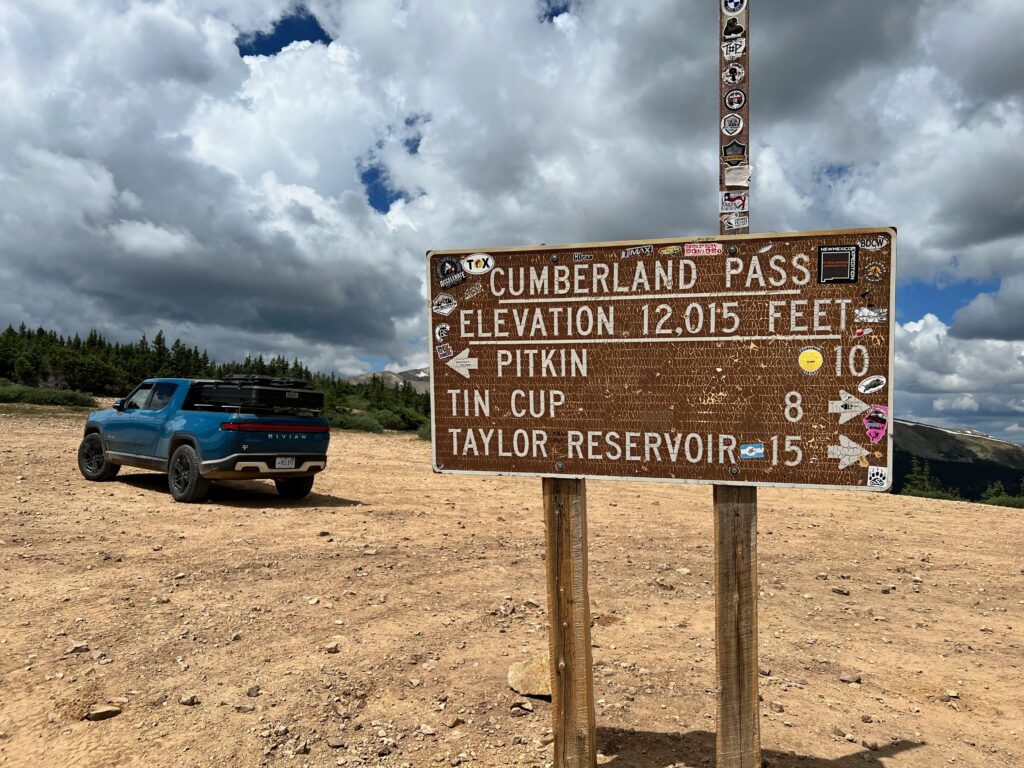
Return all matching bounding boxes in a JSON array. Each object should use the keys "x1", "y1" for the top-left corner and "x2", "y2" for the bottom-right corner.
[{"x1": 427, "y1": 228, "x2": 895, "y2": 491}]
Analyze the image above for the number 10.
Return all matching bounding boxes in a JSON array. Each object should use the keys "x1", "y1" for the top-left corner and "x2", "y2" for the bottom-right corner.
[{"x1": 835, "y1": 345, "x2": 869, "y2": 377}]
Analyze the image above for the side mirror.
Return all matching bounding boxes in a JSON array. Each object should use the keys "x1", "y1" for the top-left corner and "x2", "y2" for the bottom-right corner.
[{"x1": 113, "y1": 399, "x2": 125, "y2": 412}]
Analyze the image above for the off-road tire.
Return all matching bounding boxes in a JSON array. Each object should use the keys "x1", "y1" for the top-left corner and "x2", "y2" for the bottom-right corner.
[
  {"x1": 78, "y1": 433, "x2": 121, "y2": 481},
  {"x1": 168, "y1": 445, "x2": 210, "y2": 503},
  {"x1": 275, "y1": 476, "x2": 315, "y2": 500}
]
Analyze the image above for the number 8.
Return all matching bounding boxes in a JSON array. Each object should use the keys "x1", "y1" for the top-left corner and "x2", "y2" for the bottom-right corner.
[{"x1": 785, "y1": 391, "x2": 803, "y2": 423}]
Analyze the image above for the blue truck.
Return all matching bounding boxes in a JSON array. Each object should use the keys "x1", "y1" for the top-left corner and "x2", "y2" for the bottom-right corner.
[{"x1": 77, "y1": 376, "x2": 330, "y2": 502}]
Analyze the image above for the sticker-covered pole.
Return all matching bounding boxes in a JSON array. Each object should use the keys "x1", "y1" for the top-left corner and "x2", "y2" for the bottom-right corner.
[
  {"x1": 716, "y1": 1, "x2": 761, "y2": 767},
  {"x1": 719, "y1": 0, "x2": 751, "y2": 231},
  {"x1": 543, "y1": 477, "x2": 596, "y2": 768}
]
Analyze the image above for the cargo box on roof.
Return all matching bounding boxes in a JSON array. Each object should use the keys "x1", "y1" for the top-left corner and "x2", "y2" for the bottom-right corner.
[{"x1": 197, "y1": 375, "x2": 325, "y2": 412}]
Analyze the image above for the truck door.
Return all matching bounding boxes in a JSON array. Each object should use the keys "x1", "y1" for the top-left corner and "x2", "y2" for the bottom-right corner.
[
  {"x1": 134, "y1": 382, "x2": 179, "y2": 457},
  {"x1": 104, "y1": 383, "x2": 152, "y2": 455}
]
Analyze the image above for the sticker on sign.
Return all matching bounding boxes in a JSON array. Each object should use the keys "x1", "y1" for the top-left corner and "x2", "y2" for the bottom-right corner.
[
  {"x1": 684, "y1": 242, "x2": 724, "y2": 256},
  {"x1": 426, "y1": 228, "x2": 896, "y2": 491}
]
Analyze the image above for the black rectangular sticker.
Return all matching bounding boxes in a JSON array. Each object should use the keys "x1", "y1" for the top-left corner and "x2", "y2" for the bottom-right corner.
[{"x1": 818, "y1": 245, "x2": 858, "y2": 283}]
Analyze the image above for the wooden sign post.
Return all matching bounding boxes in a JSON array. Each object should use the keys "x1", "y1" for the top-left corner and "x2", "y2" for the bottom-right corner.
[
  {"x1": 714, "y1": 487, "x2": 760, "y2": 767},
  {"x1": 543, "y1": 477, "x2": 596, "y2": 767},
  {"x1": 716, "y1": 1, "x2": 760, "y2": 766}
]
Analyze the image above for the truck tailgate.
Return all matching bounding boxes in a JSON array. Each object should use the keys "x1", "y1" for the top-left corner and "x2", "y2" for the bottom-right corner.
[{"x1": 219, "y1": 416, "x2": 330, "y2": 456}]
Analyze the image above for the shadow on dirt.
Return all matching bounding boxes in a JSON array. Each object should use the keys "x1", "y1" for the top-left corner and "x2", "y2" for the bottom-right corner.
[
  {"x1": 596, "y1": 728, "x2": 923, "y2": 768},
  {"x1": 115, "y1": 473, "x2": 364, "y2": 508}
]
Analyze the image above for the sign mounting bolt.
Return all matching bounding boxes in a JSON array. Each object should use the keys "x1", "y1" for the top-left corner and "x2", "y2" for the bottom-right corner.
[
  {"x1": 729, "y1": 245, "x2": 738, "y2": 255},
  {"x1": 729, "y1": 466, "x2": 740, "y2": 476},
  {"x1": 555, "y1": 461, "x2": 565, "y2": 471},
  {"x1": 551, "y1": 254, "x2": 559, "y2": 263}
]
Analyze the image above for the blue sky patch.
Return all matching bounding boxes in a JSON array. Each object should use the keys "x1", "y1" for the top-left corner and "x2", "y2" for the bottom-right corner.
[
  {"x1": 359, "y1": 162, "x2": 406, "y2": 214},
  {"x1": 539, "y1": 2, "x2": 573, "y2": 23},
  {"x1": 404, "y1": 135, "x2": 422, "y2": 155},
  {"x1": 896, "y1": 278, "x2": 998, "y2": 325},
  {"x1": 356, "y1": 354, "x2": 391, "y2": 371},
  {"x1": 403, "y1": 114, "x2": 431, "y2": 156},
  {"x1": 816, "y1": 162, "x2": 853, "y2": 184},
  {"x1": 236, "y1": 6, "x2": 331, "y2": 57}
]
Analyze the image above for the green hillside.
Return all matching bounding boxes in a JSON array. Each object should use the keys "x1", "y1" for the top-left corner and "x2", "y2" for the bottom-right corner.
[{"x1": 892, "y1": 420, "x2": 1024, "y2": 504}]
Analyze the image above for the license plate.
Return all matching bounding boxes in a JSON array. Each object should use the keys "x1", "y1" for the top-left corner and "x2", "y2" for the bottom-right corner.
[{"x1": 275, "y1": 457, "x2": 296, "y2": 469}]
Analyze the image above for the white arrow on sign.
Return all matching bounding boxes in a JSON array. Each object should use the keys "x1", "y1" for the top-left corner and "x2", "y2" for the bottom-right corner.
[
  {"x1": 827, "y1": 434, "x2": 869, "y2": 470},
  {"x1": 446, "y1": 348, "x2": 479, "y2": 379},
  {"x1": 829, "y1": 389, "x2": 870, "y2": 424}
]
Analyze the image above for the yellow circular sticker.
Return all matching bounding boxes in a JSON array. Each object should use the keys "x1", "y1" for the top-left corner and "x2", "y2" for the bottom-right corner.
[{"x1": 798, "y1": 346, "x2": 823, "y2": 375}]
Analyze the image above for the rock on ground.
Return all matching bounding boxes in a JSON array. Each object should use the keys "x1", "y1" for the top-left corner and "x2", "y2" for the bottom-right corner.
[
  {"x1": 507, "y1": 653, "x2": 551, "y2": 698},
  {"x1": 84, "y1": 705, "x2": 121, "y2": 721}
]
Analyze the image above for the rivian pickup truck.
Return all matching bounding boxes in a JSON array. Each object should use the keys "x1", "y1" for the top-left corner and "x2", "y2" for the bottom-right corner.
[{"x1": 78, "y1": 376, "x2": 329, "y2": 502}]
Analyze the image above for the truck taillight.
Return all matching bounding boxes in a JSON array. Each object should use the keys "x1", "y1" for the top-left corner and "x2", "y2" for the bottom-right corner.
[{"x1": 220, "y1": 422, "x2": 328, "y2": 432}]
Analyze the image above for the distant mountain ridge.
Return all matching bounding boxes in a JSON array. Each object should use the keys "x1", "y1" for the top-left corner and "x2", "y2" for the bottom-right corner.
[
  {"x1": 892, "y1": 419, "x2": 1024, "y2": 499},
  {"x1": 893, "y1": 419, "x2": 1024, "y2": 467},
  {"x1": 347, "y1": 368, "x2": 430, "y2": 394}
]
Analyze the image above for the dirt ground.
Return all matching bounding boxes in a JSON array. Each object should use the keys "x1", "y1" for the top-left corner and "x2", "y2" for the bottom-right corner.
[{"x1": 1, "y1": 404, "x2": 1022, "y2": 768}]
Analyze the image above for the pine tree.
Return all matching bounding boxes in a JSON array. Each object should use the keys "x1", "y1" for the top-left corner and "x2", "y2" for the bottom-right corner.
[
  {"x1": 152, "y1": 331, "x2": 170, "y2": 376},
  {"x1": 981, "y1": 481, "x2": 1006, "y2": 502},
  {"x1": 903, "y1": 456, "x2": 929, "y2": 493}
]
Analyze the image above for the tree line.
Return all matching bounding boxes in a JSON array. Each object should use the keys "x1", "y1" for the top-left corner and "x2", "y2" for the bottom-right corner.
[
  {"x1": 0, "y1": 324, "x2": 430, "y2": 434},
  {"x1": 900, "y1": 455, "x2": 1024, "y2": 508}
]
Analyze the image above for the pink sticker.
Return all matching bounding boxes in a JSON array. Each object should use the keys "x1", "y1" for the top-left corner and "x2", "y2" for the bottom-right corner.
[
  {"x1": 863, "y1": 405, "x2": 888, "y2": 444},
  {"x1": 685, "y1": 242, "x2": 724, "y2": 256}
]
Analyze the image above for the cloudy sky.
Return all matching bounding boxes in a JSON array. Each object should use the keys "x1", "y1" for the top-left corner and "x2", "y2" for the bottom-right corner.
[{"x1": 1, "y1": 0, "x2": 1023, "y2": 439}]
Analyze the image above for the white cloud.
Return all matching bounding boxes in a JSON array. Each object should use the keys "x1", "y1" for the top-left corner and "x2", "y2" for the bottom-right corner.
[
  {"x1": 109, "y1": 220, "x2": 198, "y2": 258},
  {"x1": 932, "y1": 394, "x2": 979, "y2": 412},
  {"x1": 187, "y1": 41, "x2": 386, "y2": 196},
  {"x1": 0, "y1": 145, "x2": 117, "y2": 224},
  {"x1": 897, "y1": 314, "x2": 1024, "y2": 392},
  {"x1": 896, "y1": 314, "x2": 1024, "y2": 439}
]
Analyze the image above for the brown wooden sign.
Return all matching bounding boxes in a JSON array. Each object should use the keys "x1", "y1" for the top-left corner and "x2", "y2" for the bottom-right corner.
[{"x1": 427, "y1": 228, "x2": 895, "y2": 491}]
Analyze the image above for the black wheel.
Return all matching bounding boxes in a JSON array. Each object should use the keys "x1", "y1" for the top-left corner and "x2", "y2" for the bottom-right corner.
[
  {"x1": 275, "y1": 476, "x2": 315, "y2": 500},
  {"x1": 78, "y1": 434, "x2": 120, "y2": 481},
  {"x1": 168, "y1": 445, "x2": 210, "y2": 503}
]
